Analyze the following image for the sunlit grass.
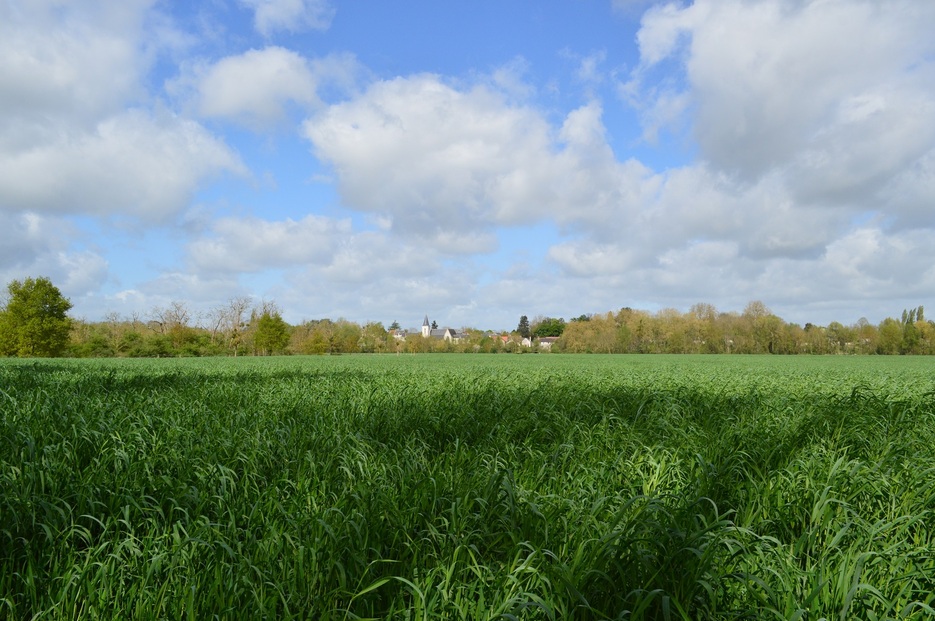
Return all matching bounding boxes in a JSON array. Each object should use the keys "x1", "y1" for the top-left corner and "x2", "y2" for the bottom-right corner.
[{"x1": 1, "y1": 355, "x2": 934, "y2": 619}]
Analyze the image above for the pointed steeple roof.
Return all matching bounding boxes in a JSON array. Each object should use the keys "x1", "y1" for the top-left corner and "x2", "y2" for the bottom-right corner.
[{"x1": 423, "y1": 315, "x2": 430, "y2": 327}]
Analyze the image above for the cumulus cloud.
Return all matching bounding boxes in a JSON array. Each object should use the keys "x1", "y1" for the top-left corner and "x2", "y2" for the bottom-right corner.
[
  {"x1": 633, "y1": 0, "x2": 935, "y2": 198},
  {"x1": 881, "y1": 149, "x2": 935, "y2": 230},
  {"x1": 285, "y1": 248, "x2": 474, "y2": 326},
  {"x1": 190, "y1": 47, "x2": 319, "y2": 126},
  {"x1": 187, "y1": 215, "x2": 452, "y2": 320},
  {"x1": 102, "y1": 272, "x2": 251, "y2": 322},
  {"x1": 0, "y1": 0, "x2": 244, "y2": 223},
  {"x1": 0, "y1": 213, "x2": 63, "y2": 268},
  {"x1": 0, "y1": 0, "x2": 153, "y2": 130},
  {"x1": 0, "y1": 212, "x2": 108, "y2": 301},
  {"x1": 189, "y1": 214, "x2": 352, "y2": 272},
  {"x1": 788, "y1": 86, "x2": 935, "y2": 207},
  {"x1": 5, "y1": 0, "x2": 934, "y2": 330},
  {"x1": 0, "y1": 110, "x2": 244, "y2": 221},
  {"x1": 184, "y1": 211, "x2": 473, "y2": 325},
  {"x1": 823, "y1": 227, "x2": 935, "y2": 293},
  {"x1": 548, "y1": 242, "x2": 637, "y2": 277},
  {"x1": 53, "y1": 251, "x2": 110, "y2": 298},
  {"x1": 552, "y1": 102, "x2": 653, "y2": 237},
  {"x1": 303, "y1": 76, "x2": 652, "y2": 251},
  {"x1": 173, "y1": 48, "x2": 362, "y2": 129},
  {"x1": 304, "y1": 76, "x2": 553, "y2": 248},
  {"x1": 553, "y1": 0, "x2": 935, "y2": 323},
  {"x1": 302, "y1": 62, "x2": 907, "y2": 321},
  {"x1": 241, "y1": 0, "x2": 335, "y2": 37}
]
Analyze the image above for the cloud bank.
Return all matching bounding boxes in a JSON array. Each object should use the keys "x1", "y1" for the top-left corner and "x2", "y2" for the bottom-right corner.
[{"x1": 1, "y1": 0, "x2": 933, "y2": 329}]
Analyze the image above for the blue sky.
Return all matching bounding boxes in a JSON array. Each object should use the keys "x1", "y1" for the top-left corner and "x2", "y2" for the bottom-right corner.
[{"x1": 2, "y1": 0, "x2": 934, "y2": 331}]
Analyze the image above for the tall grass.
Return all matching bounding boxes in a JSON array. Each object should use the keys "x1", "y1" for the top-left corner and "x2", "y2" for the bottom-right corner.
[{"x1": 1, "y1": 355, "x2": 933, "y2": 619}]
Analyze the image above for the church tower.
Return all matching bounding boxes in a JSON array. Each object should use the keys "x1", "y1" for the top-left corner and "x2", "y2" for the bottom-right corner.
[{"x1": 422, "y1": 315, "x2": 430, "y2": 338}]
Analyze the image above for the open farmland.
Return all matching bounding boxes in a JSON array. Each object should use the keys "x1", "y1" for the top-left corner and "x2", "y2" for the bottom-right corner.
[{"x1": 1, "y1": 355, "x2": 934, "y2": 620}]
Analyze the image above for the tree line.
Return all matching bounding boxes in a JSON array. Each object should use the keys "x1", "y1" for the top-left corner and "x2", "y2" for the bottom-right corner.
[
  {"x1": 544, "y1": 302, "x2": 933, "y2": 355},
  {"x1": 1, "y1": 277, "x2": 933, "y2": 357}
]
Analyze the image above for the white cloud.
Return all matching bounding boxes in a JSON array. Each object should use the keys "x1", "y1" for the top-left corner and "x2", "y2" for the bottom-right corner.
[
  {"x1": 639, "y1": 165, "x2": 846, "y2": 261},
  {"x1": 318, "y1": 231, "x2": 439, "y2": 284},
  {"x1": 633, "y1": 0, "x2": 935, "y2": 194},
  {"x1": 0, "y1": 212, "x2": 108, "y2": 302},
  {"x1": 108, "y1": 272, "x2": 251, "y2": 323},
  {"x1": 548, "y1": 242, "x2": 637, "y2": 277},
  {"x1": 241, "y1": 0, "x2": 335, "y2": 37},
  {"x1": 577, "y1": 51, "x2": 606, "y2": 84},
  {"x1": 570, "y1": 0, "x2": 935, "y2": 323},
  {"x1": 0, "y1": 0, "x2": 244, "y2": 223},
  {"x1": 552, "y1": 102, "x2": 654, "y2": 237},
  {"x1": 487, "y1": 57, "x2": 536, "y2": 101},
  {"x1": 173, "y1": 48, "x2": 363, "y2": 129},
  {"x1": 284, "y1": 258, "x2": 476, "y2": 327},
  {"x1": 54, "y1": 251, "x2": 110, "y2": 299},
  {"x1": 636, "y1": 89, "x2": 690, "y2": 144},
  {"x1": 308, "y1": 52, "x2": 366, "y2": 98},
  {"x1": 788, "y1": 84, "x2": 935, "y2": 207},
  {"x1": 191, "y1": 47, "x2": 319, "y2": 126},
  {"x1": 303, "y1": 77, "x2": 654, "y2": 251},
  {"x1": 189, "y1": 214, "x2": 352, "y2": 272},
  {"x1": 634, "y1": 2, "x2": 696, "y2": 67},
  {"x1": 0, "y1": 0, "x2": 154, "y2": 130},
  {"x1": 560, "y1": 49, "x2": 607, "y2": 90},
  {"x1": 303, "y1": 75, "x2": 557, "y2": 245},
  {"x1": 822, "y1": 227, "x2": 935, "y2": 294},
  {"x1": 882, "y1": 149, "x2": 935, "y2": 229},
  {"x1": 185, "y1": 214, "x2": 476, "y2": 325},
  {"x1": 0, "y1": 212, "x2": 61, "y2": 268},
  {"x1": 4, "y1": 0, "x2": 934, "y2": 331},
  {"x1": 303, "y1": 68, "x2": 869, "y2": 303},
  {"x1": 0, "y1": 110, "x2": 244, "y2": 221}
]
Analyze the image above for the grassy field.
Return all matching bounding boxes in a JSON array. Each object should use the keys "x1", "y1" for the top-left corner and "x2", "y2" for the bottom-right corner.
[{"x1": 1, "y1": 354, "x2": 934, "y2": 620}]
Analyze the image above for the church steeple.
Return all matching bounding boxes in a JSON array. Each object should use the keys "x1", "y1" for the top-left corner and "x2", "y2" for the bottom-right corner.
[{"x1": 422, "y1": 315, "x2": 430, "y2": 338}]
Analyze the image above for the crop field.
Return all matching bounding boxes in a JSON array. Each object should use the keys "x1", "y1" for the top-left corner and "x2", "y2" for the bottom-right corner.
[{"x1": 1, "y1": 354, "x2": 934, "y2": 620}]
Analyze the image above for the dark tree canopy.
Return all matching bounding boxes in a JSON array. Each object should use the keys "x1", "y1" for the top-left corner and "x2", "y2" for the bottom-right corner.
[
  {"x1": 532, "y1": 317, "x2": 565, "y2": 338},
  {"x1": 516, "y1": 315, "x2": 530, "y2": 338},
  {"x1": 0, "y1": 276, "x2": 73, "y2": 357}
]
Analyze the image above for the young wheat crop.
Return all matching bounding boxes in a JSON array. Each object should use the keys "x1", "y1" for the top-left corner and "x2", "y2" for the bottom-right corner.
[{"x1": 1, "y1": 355, "x2": 933, "y2": 619}]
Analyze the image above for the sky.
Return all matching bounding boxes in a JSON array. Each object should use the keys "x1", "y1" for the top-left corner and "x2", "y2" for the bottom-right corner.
[{"x1": 2, "y1": 0, "x2": 934, "y2": 331}]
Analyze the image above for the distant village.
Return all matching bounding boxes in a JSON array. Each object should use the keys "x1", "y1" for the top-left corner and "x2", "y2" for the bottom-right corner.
[{"x1": 389, "y1": 316, "x2": 560, "y2": 350}]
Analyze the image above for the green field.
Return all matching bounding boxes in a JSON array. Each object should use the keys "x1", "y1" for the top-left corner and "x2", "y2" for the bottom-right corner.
[{"x1": 2, "y1": 355, "x2": 934, "y2": 620}]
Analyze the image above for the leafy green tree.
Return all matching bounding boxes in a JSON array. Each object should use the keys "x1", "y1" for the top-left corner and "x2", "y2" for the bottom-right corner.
[
  {"x1": 900, "y1": 306, "x2": 928, "y2": 354},
  {"x1": 332, "y1": 320, "x2": 362, "y2": 353},
  {"x1": 359, "y1": 322, "x2": 388, "y2": 353},
  {"x1": 877, "y1": 318, "x2": 903, "y2": 355},
  {"x1": 531, "y1": 317, "x2": 565, "y2": 338},
  {"x1": 254, "y1": 311, "x2": 290, "y2": 355},
  {"x1": 826, "y1": 321, "x2": 856, "y2": 353},
  {"x1": 404, "y1": 333, "x2": 432, "y2": 353},
  {"x1": 0, "y1": 276, "x2": 73, "y2": 357},
  {"x1": 68, "y1": 320, "x2": 115, "y2": 358},
  {"x1": 557, "y1": 313, "x2": 618, "y2": 353},
  {"x1": 293, "y1": 319, "x2": 331, "y2": 354}
]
